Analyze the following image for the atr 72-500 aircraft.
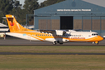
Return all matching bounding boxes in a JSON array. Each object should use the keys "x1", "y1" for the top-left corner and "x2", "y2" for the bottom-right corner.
[{"x1": 6, "y1": 15, "x2": 103, "y2": 45}]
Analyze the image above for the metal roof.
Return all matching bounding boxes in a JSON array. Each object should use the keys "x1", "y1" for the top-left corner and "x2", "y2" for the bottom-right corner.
[
  {"x1": 82, "y1": 0, "x2": 105, "y2": 8},
  {"x1": 35, "y1": 0, "x2": 105, "y2": 16}
]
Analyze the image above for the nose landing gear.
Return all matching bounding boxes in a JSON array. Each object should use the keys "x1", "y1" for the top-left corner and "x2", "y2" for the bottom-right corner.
[
  {"x1": 95, "y1": 41, "x2": 99, "y2": 44},
  {"x1": 92, "y1": 41, "x2": 99, "y2": 45}
]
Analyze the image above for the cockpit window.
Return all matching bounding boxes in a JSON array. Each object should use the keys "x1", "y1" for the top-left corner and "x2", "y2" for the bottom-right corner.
[{"x1": 92, "y1": 34, "x2": 98, "y2": 36}]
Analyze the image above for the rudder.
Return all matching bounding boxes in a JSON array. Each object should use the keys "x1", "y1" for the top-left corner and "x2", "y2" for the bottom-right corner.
[{"x1": 6, "y1": 15, "x2": 32, "y2": 32}]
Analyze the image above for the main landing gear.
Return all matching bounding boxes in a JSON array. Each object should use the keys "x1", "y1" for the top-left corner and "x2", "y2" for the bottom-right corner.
[
  {"x1": 53, "y1": 41, "x2": 63, "y2": 45},
  {"x1": 53, "y1": 41, "x2": 57, "y2": 45}
]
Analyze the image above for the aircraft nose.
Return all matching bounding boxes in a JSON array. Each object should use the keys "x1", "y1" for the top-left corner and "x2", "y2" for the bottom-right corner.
[{"x1": 97, "y1": 35, "x2": 103, "y2": 41}]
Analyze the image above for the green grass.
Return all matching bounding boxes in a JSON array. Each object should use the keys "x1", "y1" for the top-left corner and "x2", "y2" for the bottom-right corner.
[
  {"x1": 0, "y1": 46, "x2": 105, "y2": 70},
  {"x1": 0, "y1": 46, "x2": 105, "y2": 53},
  {"x1": 0, "y1": 55, "x2": 105, "y2": 70}
]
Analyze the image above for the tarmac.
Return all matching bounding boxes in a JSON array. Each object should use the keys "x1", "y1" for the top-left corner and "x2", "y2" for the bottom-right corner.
[
  {"x1": 0, "y1": 37, "x2": 105, "y2": 55},
  {"x1": 0, "y1": 52, "x2": 105, "y2": 55}
]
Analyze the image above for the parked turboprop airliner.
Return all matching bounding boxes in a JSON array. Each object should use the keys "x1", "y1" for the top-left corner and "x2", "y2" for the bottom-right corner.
[{"x1": 6, "y1": 15, "x2": 103, "y2": 45}]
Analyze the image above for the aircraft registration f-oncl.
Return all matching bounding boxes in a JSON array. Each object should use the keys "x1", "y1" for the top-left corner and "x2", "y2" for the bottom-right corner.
[{"x1": 6, "y1": 15, "x2": 103, "y2": 45}]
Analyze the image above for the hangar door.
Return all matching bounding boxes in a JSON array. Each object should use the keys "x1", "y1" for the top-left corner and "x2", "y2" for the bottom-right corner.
[{"x1": 60, "y1": 16, "x2": 73, "y2": 30}]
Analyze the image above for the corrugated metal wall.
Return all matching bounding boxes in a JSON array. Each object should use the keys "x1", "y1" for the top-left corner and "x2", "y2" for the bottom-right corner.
[
  {"x1": 74, "y1": 19, "x2": 82, "y2": 30},
  {"x1": 39, "y1": 19, "x2": 60, "y2": 30},
  {"x1": 83, "y1": 19, "x2": 91, "y2": 30},
  {"x1": 102, "y1": 19, "x2": 105, "y2": 30}
]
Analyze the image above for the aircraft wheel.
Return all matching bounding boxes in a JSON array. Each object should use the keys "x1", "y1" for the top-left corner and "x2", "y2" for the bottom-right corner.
[
  {"x1": 59, "y1": 43, "x2": 63, "y2": 45},
  {"x1": 53, "y1": 41, "x2": 57, "y2": 45}
]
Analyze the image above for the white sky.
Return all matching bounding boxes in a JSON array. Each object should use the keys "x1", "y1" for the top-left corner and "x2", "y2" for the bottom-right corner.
[
  {"x1": 18, "y1": 0, "x2": 45, "y2": 5},
  {"x1": 38, "y1": 0, "x2": 45, "y2": 4}
]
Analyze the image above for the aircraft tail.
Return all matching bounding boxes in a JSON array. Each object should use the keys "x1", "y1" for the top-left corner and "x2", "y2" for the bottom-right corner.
[{"x1": 6, "y1": 15, "x2": 33, "y2": 32}]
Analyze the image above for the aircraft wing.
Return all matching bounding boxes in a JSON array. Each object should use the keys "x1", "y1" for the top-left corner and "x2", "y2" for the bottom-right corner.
[
  {"x1": 37, "y1": 30, "x2": 66, "y2": 36},
  {"x1": 37, "y1": 30, "x2": 55, "y2": 33}
]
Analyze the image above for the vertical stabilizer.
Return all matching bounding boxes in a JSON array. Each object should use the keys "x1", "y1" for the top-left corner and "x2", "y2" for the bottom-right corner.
[{"x1": 6, "y1": 15, "x2": 33, "y2": 32}]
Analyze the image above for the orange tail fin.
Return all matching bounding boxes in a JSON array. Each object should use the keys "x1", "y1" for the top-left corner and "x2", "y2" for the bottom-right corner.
[{"x1": 6, "y1": 15, "x2": 33, "y2": 32}]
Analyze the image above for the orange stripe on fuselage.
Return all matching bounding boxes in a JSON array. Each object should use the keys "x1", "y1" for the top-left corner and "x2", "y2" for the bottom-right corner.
[
  {"x1": 15, "y1": 31, "x2": 69, "y2": 41},
  {"x1": 69, "y1": 35, "x2": 103, "y2": 42}
]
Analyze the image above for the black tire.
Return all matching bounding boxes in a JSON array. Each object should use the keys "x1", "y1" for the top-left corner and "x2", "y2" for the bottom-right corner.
[
  {"x1": 53, "y1": 41, "x2": 57, "y2": 45},
  {"x1": 59, "y1": 43, "x2": 63, "y2": 45}
]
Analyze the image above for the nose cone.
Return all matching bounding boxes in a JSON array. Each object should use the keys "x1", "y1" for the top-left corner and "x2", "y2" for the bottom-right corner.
[{"x1": 96, "y1": 35, "x2": 104, "y2": 41}]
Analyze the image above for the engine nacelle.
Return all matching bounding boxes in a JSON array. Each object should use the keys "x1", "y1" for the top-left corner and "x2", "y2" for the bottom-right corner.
[{"x1": 55, "y1": 30, "x2": 66, "y2": 36}]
